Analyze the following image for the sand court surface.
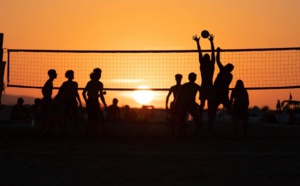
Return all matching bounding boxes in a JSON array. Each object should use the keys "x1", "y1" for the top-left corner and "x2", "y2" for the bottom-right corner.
[{"x1": 1, "y1": 120, "x2": 300, "y2": 186}]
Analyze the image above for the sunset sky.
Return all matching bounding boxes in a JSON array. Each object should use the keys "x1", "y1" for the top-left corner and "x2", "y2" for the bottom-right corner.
[{"x1": 1, "y1": 0, "x2": 300, "y2": 109}]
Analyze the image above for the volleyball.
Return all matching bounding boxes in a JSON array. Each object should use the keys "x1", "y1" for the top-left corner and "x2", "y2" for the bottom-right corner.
[{"x1": 201, "y1": 30, "x2": 210, "y2": 38}]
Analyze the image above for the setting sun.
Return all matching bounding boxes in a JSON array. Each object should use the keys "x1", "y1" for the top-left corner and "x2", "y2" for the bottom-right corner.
[{"x1": 133, "y1": 86, "x2": 154, "y2": 104}]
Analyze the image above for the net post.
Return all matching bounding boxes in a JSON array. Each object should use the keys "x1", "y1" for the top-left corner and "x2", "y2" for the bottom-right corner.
[
  {"x1": 0, "y1": 33, "x2": 3, "y2": 61},
  {"x1": 0, "y1": 33, "x2": 5, "y2": 107}
]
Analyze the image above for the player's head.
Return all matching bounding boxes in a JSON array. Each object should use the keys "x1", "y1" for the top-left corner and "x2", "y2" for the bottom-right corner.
[
  {"x1": 89, "y1": 72, "x2": 95, "y2": 80},
  {"x1": 93, "y1": 68, "x2": 102, "y2": 74},
  {"x1": 225, "y1": 63, "x2": 234, "y2": 72},
  {"x1": 124, "y1": 105, "x2": 130, "y2": 111},
  {"x1": 65, "y1": 70, "x2": 74, "y2": 79},
  {"x1": 34, "y1": 98, "x2": 42, "y2": 105},
  {"x1": 17, "y1": 97, "x2": 24, "y2": 104},
  {"x1": 113, "y1": 98, "x2": 118, "y2": 105},
  {"x1": 203, "y1": 54, "x2": 210, "y2": 63},
  {"x1": 93, "y1": 68, "x2": 102, "y2": 79},
  {"x1": 48, "y1": 69, "x2": 57, "y2": 79},
  {"x1": 188, "y1": 72, "x2": 197, "y2": 82},
  {"x1": 175, "y1": 74, "x2": 183, "y2": 82},
  {"x1": 235, "y1": 79, "x2": 244, "y2": 89}
]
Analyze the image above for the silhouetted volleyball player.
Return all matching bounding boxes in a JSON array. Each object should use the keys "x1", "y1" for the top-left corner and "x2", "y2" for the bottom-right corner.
[
  {"x1": 174, "y1": 72, "x2": 201, "y2": 137},
  {"x1": 166, "y1": 74, "x2": 183, "y2": 110},
  {"x1": 59, "y1": 70, "x2": 82, "y2": 134},
  {"x1": 192, "y1": 33, "x2": 215, "y2": 124},
  {"x1": 230, "y1": 79, "x2": 249, "y2": 138},
  {"x1": 42, "y1": 87, "x2": 65, "y2": 136},
  {"x1": 207, "y1": 47, "x2": 234, "y2": 131},
  {"x1": 166, "y1": 74, "x2": 182, "y2": 136},
  {"x1": 82, "y1": 68, "x2": 107, "y2": 136},
  {"x1": 41, "y1": 69, "x2": 57, "y2": 133}
]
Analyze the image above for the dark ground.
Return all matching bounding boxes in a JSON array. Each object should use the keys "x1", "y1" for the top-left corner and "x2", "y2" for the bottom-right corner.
[{"x1": 1, "y1": 120, "x2": 300, "y2": 186}]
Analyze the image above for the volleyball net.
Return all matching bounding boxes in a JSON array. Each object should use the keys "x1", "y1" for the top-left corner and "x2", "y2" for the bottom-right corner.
[{"x1": 6, "y1": 47, "x2": 300, "y2": 90}]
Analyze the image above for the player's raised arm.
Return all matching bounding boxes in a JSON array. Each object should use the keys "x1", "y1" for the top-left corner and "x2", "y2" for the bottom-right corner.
[
  {"x1": 209, "y1": 34, "x2": 215, "y2": 63},
  {"x1": 192, "y1": 35, "x2": 203, "y2": 64},
  {"x1": 216, "y1": 47, "x2": 224, "y2": 70}
]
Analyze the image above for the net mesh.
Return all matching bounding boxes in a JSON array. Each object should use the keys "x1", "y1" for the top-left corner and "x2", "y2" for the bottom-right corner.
[{"x1": 7, "y1": 48, "x2": 300, "y2": 90}]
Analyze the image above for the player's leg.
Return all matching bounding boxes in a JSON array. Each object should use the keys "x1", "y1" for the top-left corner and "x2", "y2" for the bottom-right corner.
[
  {"x1": 189, "y1": 103, "x2": 200, "y2": 135},
  {"x1": 207, "y1": 99, "x2": 219, "y2": 131},
  {"x1": 178, "y1": 107, "x2": 187, "y2": 138}
]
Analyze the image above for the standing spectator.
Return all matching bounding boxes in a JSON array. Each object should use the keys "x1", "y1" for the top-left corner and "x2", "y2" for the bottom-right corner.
[
  {"x1": 276, "y1": 100, "x2": 281, "y2": 113},
  {"x1": 106, "y1": 98, "x2": 120, "y2": 122},
  {"x1": 10, "y1": 97, "x2": 31, "y2": 121},
  {"x1": 30, "y1": 98, "x2": 42, "y2": 125},
  {"x1": 123, "y1": 105, "x2": 137, "y2": 123},
  {"x1": 230, "y1": 79, "x2": 249, "y2": 137}
]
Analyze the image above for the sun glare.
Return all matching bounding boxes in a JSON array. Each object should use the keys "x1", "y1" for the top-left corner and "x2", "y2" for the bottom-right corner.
[{"x1": 133, "y1": 85, "x2": 154, "y2": 104}]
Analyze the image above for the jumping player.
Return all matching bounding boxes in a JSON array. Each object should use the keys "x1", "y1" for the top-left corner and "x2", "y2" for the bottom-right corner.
[
  {"x1": 192, "y1": 33, "x2": 215, "y2": 125},
  {"x1": 207, "y1": 47, "x2": 234, "y2": 131}
]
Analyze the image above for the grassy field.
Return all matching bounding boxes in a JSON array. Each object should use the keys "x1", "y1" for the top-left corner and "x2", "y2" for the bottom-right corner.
[{"x1": 1, "y1": 120, "x2": 300, "y2": 186}]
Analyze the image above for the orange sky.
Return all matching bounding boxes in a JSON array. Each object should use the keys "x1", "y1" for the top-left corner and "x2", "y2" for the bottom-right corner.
[{"x1": 1, "y1": 0, "x2": 300, "y2": 109}]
